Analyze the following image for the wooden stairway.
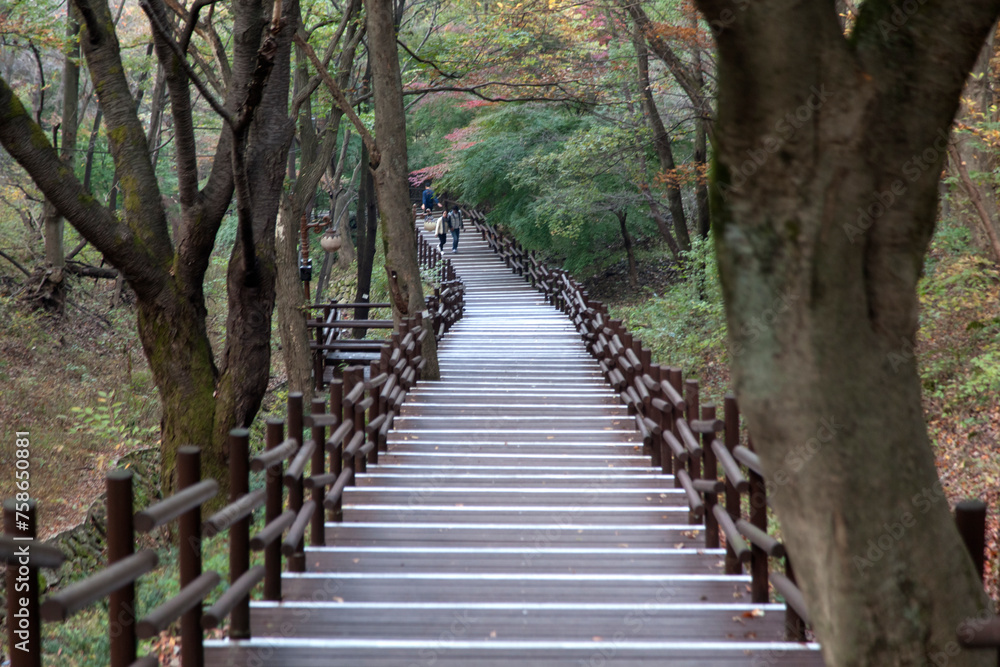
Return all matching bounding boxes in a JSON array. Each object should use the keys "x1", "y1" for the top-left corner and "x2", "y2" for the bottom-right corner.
[{"x1": 205, "y1": 225, "x2": 824, "y2": 665}]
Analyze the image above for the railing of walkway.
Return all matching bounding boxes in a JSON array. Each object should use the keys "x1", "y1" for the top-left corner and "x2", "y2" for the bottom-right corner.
[
  {"x1": 465, "y1": 209, "x2": 998, "y2": 646},
  {"x1": 0, "y1": 233, "x2": 464, "y2": 667}
]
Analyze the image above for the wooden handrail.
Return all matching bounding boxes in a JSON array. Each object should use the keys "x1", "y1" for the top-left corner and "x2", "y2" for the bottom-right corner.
[
  {"x1": 40, "y1": 551, "x2": 159, "y2": 622},
  {"x1": 134, "y1": 480, "x2": 219, "y2": 533}
]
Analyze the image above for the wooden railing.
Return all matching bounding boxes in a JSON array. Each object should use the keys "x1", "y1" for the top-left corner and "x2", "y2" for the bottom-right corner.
[
  {"x1": 307, "y1": 230, "x2": 463, "y2": 389},
  {"x1": 1, "y1": 233, "x2": 464, "y2": 667}
]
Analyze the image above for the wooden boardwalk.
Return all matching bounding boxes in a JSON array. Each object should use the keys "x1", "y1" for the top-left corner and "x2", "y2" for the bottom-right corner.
[{"x1": 205, "y1": 225, "x2": 824, "y2": 665}]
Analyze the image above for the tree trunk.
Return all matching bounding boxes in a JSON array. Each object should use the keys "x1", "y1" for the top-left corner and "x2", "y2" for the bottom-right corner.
[
  {"x1": 213, "y1": 0, "x2": 299, "y2": 450},
  {"x1": 695, "y1": 1, "x2": 1000, "y2": 664},
  {"x1": 615, "y1": 210, "x2": 637, "y2": 286},
  {"x1": 634, "y1": 30, "x2": 691, "y2": 252},
  {"x1": 354, "y1": 147, "x2": 379, "y2": 337},
  {"x1": 950, "y1": 144, "x2": 1000, "y2": 264},
  {"x1": 39, "y1": 8, "x2": 81, "y2": 312},
  {"x1": 955, "y1": 31, "x2": 999, "y2": 255},
  {"x1": 689, "y1": 12, "x2": 711, "y2": 240},
  {"x1": 276, "y1": 195, "x2": 315, "y2": 397},
  {"x1": 365, "y1": 0, "x2": 440, "y2": 380}
]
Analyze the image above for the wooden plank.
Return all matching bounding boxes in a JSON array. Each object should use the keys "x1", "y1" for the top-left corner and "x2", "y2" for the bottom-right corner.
[
  {"x1": 206, "y1": 640, "x2": 824, "y2": 666},
  {"x1": 247, "y1": 602, "x2": 794, "y2": 640}
]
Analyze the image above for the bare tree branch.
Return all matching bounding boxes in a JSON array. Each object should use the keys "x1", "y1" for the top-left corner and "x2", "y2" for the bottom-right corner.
[
  {"x1": 295, "y1": 31, "x2": 380, "y2": 166},
  {"x1": 0, "y1": 250, "x2": 31, "y2": 277}
]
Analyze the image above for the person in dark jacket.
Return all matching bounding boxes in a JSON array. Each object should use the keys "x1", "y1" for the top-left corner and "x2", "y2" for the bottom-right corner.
[{"x1": 421, "y1": 184, "x2": 438, "y2": 214}]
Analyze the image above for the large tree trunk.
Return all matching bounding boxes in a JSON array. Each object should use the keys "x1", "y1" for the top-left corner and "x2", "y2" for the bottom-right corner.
[
  {"x1": 696, "y1": 1, "x2": 1000, "y2": 664},
  {"x1": 276, "y1": 0, "x2": 362, "y2": 394},
  {"x1": 213, "y1": 0, "x2": 299, "y2": 450},
  {"x1": 276, "y1": 196, "x2": 315, "y2": 397},
  {"x1": 1, "y1": 0, "x2": 295, "y2": 499},
  {"x1": 365, "y1": 0, "x2": 440, "y2": 380}
]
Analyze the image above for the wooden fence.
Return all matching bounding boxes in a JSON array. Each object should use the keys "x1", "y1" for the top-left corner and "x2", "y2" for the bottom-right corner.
[{"x1": 0, "y1": 235, "x2": 463, "y2": 667}]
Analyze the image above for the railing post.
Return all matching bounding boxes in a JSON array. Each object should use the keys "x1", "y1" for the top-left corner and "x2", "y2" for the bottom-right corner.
[
  {"x1": 368, "y1": 361, "x2": 381, "y2": 466},
  {"x1": 264, "y1": 418, "x2": 285, "y2": 601},
  {"x1": 685, "y1": 379, "x2": 701, "y2": 526},
  {"x1": 311, "y1": 397, "x2": 328, "y2": 546},
  {"x1": 105, "y1": 470, "x2": 137, "y2": 667},
  {"x1": 702, "y1": 404, "x2": 719, "y2": 549},
  {"x1": 648, "y1": 364, "x2": 662, "y2": 470},
  {"x1": 345, "y1": 366, "x2": 365, "y2": 475},
  {"x1": 666, "y1": 367, "x2": 683, "y2": 489},
  {"x1": 329, "y1": 380, "x2": 345, "y2": 523},
  {"x1": 177, "y1": 446, "x2": 204, "y2": 667},
  {"x1": 749, "y1": 457, "x2": 769, "y2": 604},
  {"x1": 228, "y1": 428, "x2": 252, "y2": 639},
  {"x1": 955, "y1": 499, "x2": 987, "y2": 582},
  {"x1": 784, "y1": 558, "x2": 807, "y2": 641},
  {"x1": 5, "y1": 499, "x2": 42, "y2": 667},
  {"x1": 723, "y1": 394, "x2": 742, "y2": 575},
  {"x1": 287, "y1": 393, "x2": 306, "y2": 573},
  {"x1": 379, "y1": 348, "x2": 391, "y2": 453}
]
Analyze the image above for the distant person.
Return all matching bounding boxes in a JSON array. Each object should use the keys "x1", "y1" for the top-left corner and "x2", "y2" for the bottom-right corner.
[
  {"x1": 421, "y1": 183, "x2": 439, "y2": 215},
  {"x1": 448, "y1": 206, "x2": 464, "y2": 253},
  {"x1": 434, "y1": 210, "x2": 448, "y2": 252}
]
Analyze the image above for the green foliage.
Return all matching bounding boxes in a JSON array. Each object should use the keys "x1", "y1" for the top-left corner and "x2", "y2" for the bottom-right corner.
[
  {"x1": 916, "y1": 219, "x2": 1000, "y2": 415},
  {"x1": 610, "y1": 236, "x2": 728, "y2": 398},
  {"x1": 408, "y1": 96, "x2": 476, "y2": 175},
  {"x1": 59, "y1": 389, "x2": 159, "y2": 460}
]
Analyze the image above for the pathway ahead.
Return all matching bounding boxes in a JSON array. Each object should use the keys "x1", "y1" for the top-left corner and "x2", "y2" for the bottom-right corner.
[{"x1": 206, "y1": 222, "x2": 824, "y2": 665}]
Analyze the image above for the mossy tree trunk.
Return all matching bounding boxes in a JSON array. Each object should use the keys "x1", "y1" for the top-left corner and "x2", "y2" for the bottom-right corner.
[
  {"x1": 0, "y1": 0, "x2": 297, "y2": 497},
  {"x1": 365, "y1": 0, "x2": 440, "y2": 380},
  {"x1": 694, "y1": 0, "x2": 1000, "y2": 663}
]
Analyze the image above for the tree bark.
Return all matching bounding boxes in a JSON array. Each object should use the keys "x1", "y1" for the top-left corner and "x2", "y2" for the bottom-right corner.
[
  {"x1": 695, "y1": 1, "x2": 1000, "y2": 664},
  {"x1": 275, "y1": 0, "x2": 361, "y2": 398},
  {"x1": 950, "y1": 144, "x2": 1000, "y2": 265},
  {"x1": 615, "y1": 210, "x2": 637, "y2": 286},
  {"x1": 354, "y1": 145, "x2": 379, "y2": 337},
  {"x1": 214, "y1": 0, "x2": 300, "y2": 452},
  {"x1": 39, "y1": 8, "x2": 81, "y2": 312},
  {"x1": 634, "y1": 30, "x2": 691, "y2": 252},
  {"x1": 365, "y1": 0, "x2": 440, "y2": 379},
  {"x1": 1, "y1": 0, "x2": 293, "y2": 498},
  {"x1": 955, "y1": 31, "x2": 999, "y2": 255}
]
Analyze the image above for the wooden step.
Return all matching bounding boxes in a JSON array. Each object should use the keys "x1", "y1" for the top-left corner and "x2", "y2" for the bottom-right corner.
[
  {"x1": 279, "y1": 571, "x2": 755, "y2": 603},
  {"x1": 246, "y1": 601, "x2": 794, "y2": 640},
  {"x1": 341, "y1": 486, "x2": 686, "y2": 507},
  {"x1": 341, "y1": 504, "x2": 690, "y2": 524},
  {"x1": 322, "y1": 522, "x2": 704, "y2": 547},
  {"x1": 355, "y1": 472, "x2": 672, "y2": 487},
  {"x1": 205, "y1": 638, "x2": 823, "y2": 666},
  {"x1": 301, "y1": 545, "x2": 723, "y2": 574}
]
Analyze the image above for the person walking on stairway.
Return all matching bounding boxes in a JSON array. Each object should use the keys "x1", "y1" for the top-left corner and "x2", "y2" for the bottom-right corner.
[
  {"x1": 448, "y1": 206, "x2": 464, "y2": 253},
  {"x1": 421, "y1": 183, "x2": 439, "y2": 216},
  {"x1": 435, "y1": 210, "x2": 448, "y2": 252}
]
